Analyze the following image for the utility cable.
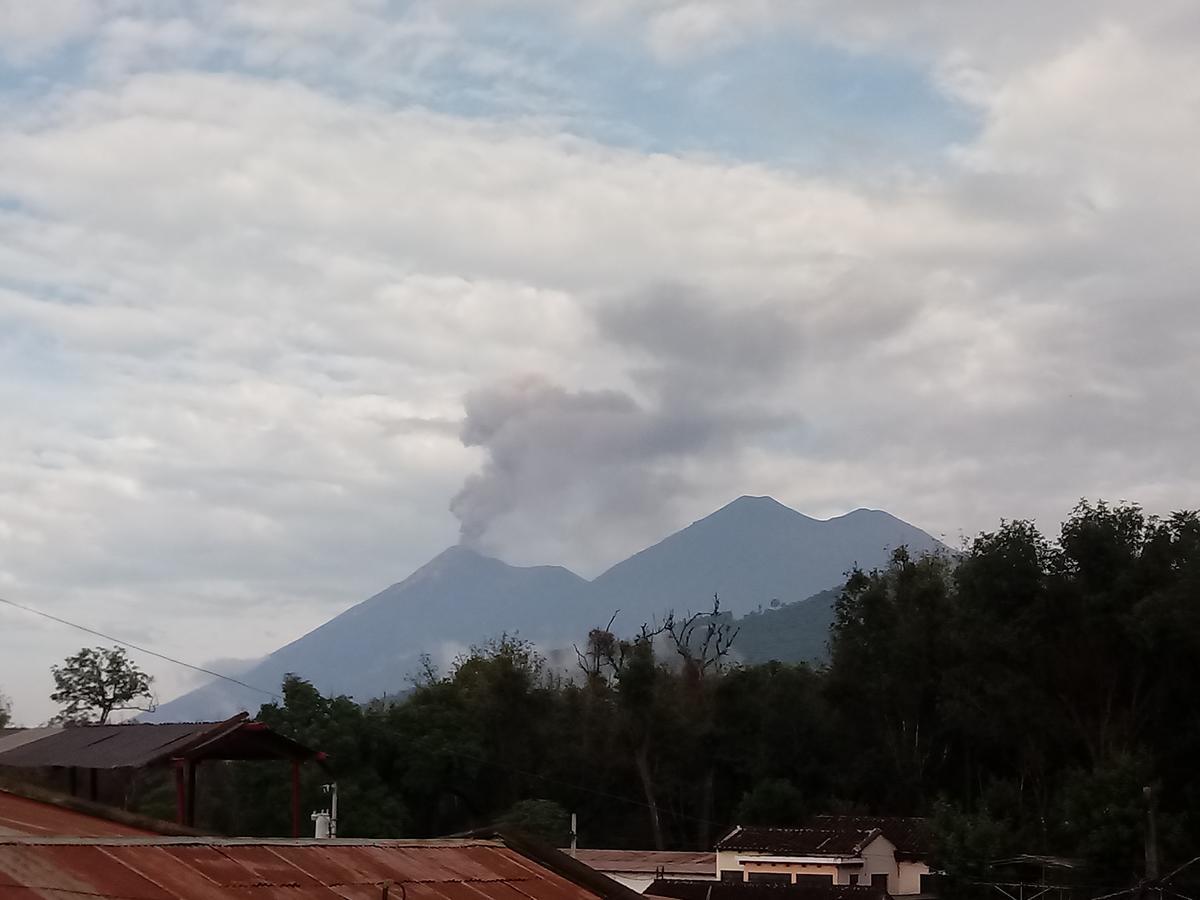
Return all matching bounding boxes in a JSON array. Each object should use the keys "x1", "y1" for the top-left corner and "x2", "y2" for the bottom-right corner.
[{"x1": 0, "y1": 594, "x2": 280, "y2": 701}]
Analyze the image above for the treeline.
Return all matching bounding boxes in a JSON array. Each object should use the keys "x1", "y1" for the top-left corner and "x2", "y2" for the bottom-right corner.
[{"x1": 154, "y1": 500, "x2": 1200, "y2": 894}]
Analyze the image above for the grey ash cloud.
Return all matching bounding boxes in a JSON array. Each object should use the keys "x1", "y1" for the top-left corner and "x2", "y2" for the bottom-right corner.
[{"x1": 449, "y1": 286, "x2": 810, "y2": 556}]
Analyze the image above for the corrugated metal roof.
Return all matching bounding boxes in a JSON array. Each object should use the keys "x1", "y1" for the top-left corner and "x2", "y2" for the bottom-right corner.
[
  {"x1": 0, "y1": 785, "x2": 203, "y2": 840},
  {"x1": 806, "y1": 817, "x2": 931, "y2": 861},
  {"x1": 715, "y1": 827, "x2": 878, "y2": 857},
  {"x1": 571, "y1": 851, "x2": 715, "y2": 877},
  {"x1": 0, "y1": 837, "x2": 616, "y2": 900},
  {"x1": 0, "y1": 715, "x2": 322, "y2": 770},
  {"x1": 0, "y1": 791, "x2": 155, "y2": 838},
  {"x1": 0, "y1": 728, "x2": 63, "y2": 757}
]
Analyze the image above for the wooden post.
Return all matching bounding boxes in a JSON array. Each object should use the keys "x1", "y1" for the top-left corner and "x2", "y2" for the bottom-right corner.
[
  {"x1": 173, "y1": 760, "x2": 186, "y2": 825},
  {"x1": 186, "y1": 761, "x2": 198, "y2": 828},
  {"x1": 67, "y1": 767, "x2": 78, "y2": 797},
  {"x1": 291, "y1": 760, "x2": 302, "y2": 838},
  {"x1": 88, "y1": 768, "x2": 98, "y2": 802}
]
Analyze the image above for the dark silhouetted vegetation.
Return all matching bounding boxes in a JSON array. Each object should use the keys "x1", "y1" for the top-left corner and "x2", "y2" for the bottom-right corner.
[{"x1": 135, "y1": 500, "x2": 1200, "y2": 895}]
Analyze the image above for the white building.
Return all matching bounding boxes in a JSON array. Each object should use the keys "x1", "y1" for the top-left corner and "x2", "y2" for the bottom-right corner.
[
  {"x1": 715, "y1": 818, "x2": 934, "y2": 897},
  {"x1": 570, "y1": 850, "x2": 717, "y2": 893}
]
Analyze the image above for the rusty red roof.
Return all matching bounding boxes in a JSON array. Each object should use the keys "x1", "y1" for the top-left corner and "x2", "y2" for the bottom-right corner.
[
  {"x1": 0, "y1": 790, "x2": 155, "y2": 838},
  {"x1": 0, "y1": 714, "x2": 323, "y2": 770},
  {"x1": 0, "y1": 783, "x2": 206, "y2": 840},
  {"x1": 572, "y1": 850, "x2": 715, "y2": 877},
  {"x1": 0, "y1": 836, "x2": 639, "y2": 900}
]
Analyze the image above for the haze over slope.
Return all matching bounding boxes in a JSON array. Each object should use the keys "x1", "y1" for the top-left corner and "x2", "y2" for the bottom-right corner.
[{"x1": 151, "y1": 497, "x2": 944, "y2": 720}]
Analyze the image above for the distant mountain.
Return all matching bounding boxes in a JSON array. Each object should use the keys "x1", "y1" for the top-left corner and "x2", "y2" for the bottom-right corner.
[
  {"x1": 594, "y1": 496, "x2": 944, "y2": 619},
  {"x1": 151, "y1": 547, "x2": 600, "y2": 721},
  {"x1": 150, "y1": 497, "x2": 944, "y2": 721}
]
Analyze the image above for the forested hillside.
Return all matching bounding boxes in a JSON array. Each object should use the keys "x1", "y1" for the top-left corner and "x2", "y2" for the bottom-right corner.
[{"x1": 138, "y1": 500, "x2": 1200, "y2": 897}]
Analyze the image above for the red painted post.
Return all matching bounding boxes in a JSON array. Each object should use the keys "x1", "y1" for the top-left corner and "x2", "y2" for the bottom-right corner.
[
  {"x1": 173, "y1": 760, "x2": 186, "y2": 825},
  {"x1": 291, "y1": 760, "x2": 301, "y2": 838}
]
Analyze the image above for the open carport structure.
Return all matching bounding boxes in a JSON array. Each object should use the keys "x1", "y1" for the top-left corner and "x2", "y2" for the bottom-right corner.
[{"x1": 0, "y1": 712, "x2": 327, "y2": 835}]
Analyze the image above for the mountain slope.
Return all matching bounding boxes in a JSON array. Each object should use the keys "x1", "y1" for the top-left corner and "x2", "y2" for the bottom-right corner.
[
  {"x1": 151, "y1": 497, "x2": 945, "y2": 720},
  {"x1": 150, "y1": 546, "x2": 599, "y2": 721},
  {"x1": 730, "y1": 587, "x2": 841, "y2": 665},
  {"x1": 591, "y1": 496, "x2": 944, "y2": 619}
]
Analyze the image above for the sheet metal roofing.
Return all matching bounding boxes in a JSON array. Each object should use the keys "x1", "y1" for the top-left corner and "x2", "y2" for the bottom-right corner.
[
  {"x1": 0, "y1": 837, "x2": 619, "y2": 900},
  {"x1": 715, "y1": 827, "x2": 879, "y2": 857},
  {"x1": 571, "y1": 850, "x2": 715, "y2": 877},
  {"x1": 806, "y1": 817, "x2": 932, "y2": 862},
  {"x1": 0, "y1": 714, "x2": 321, "y2": 770},
  {"x1": 0, "y1": 790, "x2": 155, "y2": 838}
]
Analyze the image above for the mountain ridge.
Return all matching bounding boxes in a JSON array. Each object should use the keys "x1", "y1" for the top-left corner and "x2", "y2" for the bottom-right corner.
[{"x1": 149, "y1": 497, "x2": 944, "y2": 721}]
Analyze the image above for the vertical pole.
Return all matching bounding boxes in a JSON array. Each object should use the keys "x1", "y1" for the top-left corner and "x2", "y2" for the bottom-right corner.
[
  {"x1": 330, "y1": 782, "x2": 338, "y2": 839},
  {"x1": 1144, "y1": 786, "x2": 1159, "y2": 882},
  {"x1": 173, "y1": 760, "x2": 186, "y2": 825},
  {"x1": 570, "y1": 813, "x2": 577, "y2": 857},
  {"x1": 291, "y1": 760, "x2": 302, "y2": 838},
  {"x1": 88, "y1": 768, "x2": 98, "y2": 802},
  {"x1": 186, "y1": 761, "x2": 198, "y2": 827},
  {"x1": 68, "y1": 767, "x2": 78, "y2": 797}
]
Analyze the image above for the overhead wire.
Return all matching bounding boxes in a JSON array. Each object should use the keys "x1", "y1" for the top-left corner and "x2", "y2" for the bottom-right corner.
[
  {"x1": 2, "y1": 594, "x2": 727, "y2": 830},
  {"x1": 0, "y1": 594, "x2": 280, "y2": 701}
]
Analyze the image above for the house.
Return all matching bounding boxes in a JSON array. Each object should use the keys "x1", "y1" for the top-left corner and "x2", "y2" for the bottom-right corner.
[
  {"x1": 572, "y1": 849, "x2": 717, "y2": 892},
  {"x1": 715, "y1": 817, "x2": 935, "y2": 897}
]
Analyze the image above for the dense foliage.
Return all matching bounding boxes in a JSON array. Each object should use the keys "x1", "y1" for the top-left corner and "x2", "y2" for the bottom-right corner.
[{"x1": 155, "y1": 501, "x2": 1200, "y2": 894}]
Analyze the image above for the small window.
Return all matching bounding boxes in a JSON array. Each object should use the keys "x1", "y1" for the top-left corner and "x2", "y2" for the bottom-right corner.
[{"x1": 720, "y1": 871, "x2": 744, "y2": 883}]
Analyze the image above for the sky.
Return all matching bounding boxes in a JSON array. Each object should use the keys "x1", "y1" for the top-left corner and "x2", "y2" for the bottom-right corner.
[{"x1": 2, "y1": 0, "x2": 1199, "y2": 724}]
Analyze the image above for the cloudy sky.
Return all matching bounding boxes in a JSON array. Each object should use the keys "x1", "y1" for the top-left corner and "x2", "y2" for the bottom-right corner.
[{"x1": 2, "y1": 0, "x2": 1199, "y2": 723}]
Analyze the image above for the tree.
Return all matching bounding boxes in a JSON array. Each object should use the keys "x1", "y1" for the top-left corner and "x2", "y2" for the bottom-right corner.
[
  {"x1": 734, "y1": 778, "x2": 806, "y2": 826},
  {"x1": 50, "y1": 646, "x2": 155, "y2": 724},
  {"x1": 499, "y1": 799, "x2": 571, "y2": 845},
  {"x1": 0, "y1": 690, "x2": 11, "y2": 727}
]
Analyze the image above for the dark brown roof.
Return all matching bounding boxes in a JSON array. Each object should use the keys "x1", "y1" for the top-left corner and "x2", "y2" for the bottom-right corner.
[
  {"x1": 716, "y1": 826, "x2": 879, "y2": 857},
  {"x1": 573, "y1": 849, "x2": 716, "y2": 877},
  {"x1": 807, "y1": 817, "x2": 932, "y2": 861},
  {"x1": 648, "y1": 879, "x2": 889, "y2": 900},
  {"x1": 0, "y1": 713, "x2": 324, "y2": 770},
  {"x1": 0, "y1": 835, "x2": 633, "y2": 900}
]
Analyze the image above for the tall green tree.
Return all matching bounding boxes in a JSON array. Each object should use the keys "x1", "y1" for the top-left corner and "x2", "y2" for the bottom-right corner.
[{"x1": 50, "y1": 646, "x2": 154, "y2": 724}]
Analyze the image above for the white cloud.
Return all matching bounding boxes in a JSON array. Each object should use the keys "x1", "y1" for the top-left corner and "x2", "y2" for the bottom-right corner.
[{"x1": 0, "y1": 0, "x2": 98, "y2": 63}]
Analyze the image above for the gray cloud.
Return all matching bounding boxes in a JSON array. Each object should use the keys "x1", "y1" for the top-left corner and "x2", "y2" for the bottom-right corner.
[{"x1": 449, "y1": 373, "x2": 764, "y2": 554}]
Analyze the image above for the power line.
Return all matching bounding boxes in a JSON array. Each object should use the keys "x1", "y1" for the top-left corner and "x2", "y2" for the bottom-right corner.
[{"x1": 0, "y1": 594, "x2": 279, "y2": 701}]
